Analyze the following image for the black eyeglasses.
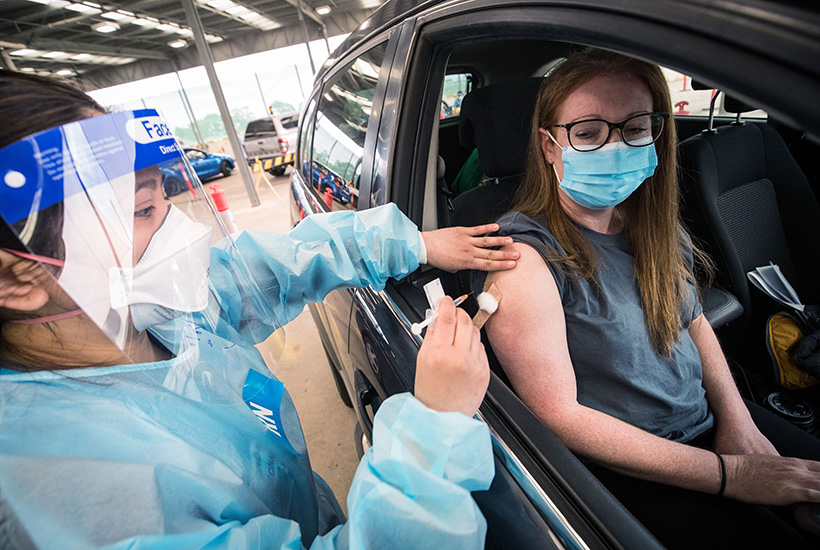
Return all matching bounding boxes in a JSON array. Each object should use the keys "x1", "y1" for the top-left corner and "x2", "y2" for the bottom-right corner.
[{"x1": 551, "y1": 112, "x2": 670, "y2": 152}]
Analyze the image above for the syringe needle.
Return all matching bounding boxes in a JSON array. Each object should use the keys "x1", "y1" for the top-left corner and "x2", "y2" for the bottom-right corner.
[{"x1": 411, "y1": 294, "x2": 468, "y2": 335}]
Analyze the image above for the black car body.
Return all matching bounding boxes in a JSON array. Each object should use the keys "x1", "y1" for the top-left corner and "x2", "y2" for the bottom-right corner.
[{"x1": 289, "y1": 1, "x2": 820, "y2": 547}]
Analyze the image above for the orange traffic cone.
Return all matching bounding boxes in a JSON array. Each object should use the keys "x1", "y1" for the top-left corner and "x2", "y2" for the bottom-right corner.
[
  {"x1": 210, "y1": 184, "x2": 239, "y2": 233},
  {"x1": 323, "y1": 187, "x2": 333, "y2": 209}
]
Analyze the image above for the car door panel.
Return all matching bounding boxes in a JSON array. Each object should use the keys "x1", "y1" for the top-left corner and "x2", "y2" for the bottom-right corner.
[{"x1": 348, "y1": 277, "x2": 655, "y2": 549}]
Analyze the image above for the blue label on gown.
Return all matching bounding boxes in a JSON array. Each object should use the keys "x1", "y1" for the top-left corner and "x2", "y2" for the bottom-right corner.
[{"x1": 242, "y1": 369, "x2": 299, "y2": 455}]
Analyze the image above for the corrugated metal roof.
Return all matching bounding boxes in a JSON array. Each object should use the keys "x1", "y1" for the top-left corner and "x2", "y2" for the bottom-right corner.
[{"x1": 0, "y1": 0, "x2": 384, "y2": 88}]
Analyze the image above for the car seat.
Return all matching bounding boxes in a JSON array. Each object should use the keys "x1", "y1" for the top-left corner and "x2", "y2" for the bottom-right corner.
[
  {"x1": 451, "y1": 77, "x2": 544, "y2": 227},
  {"x1": 447, "y1": 78, "x2": 544, "y2": 388},
  {"x1": 679, "y1": 94, "x2": 820, "y2": 374}
]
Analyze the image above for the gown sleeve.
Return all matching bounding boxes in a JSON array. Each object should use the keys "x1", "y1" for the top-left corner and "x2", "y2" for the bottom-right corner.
[
  {"x1": 318, "y1": 393, "x2": 494, "y2": 550},
  {"x1": 204, "y1": 203, "x2": 422, "y2": 343},
  {"x1": 97, "y1": 394, "x2": 493, "y2": 550}
]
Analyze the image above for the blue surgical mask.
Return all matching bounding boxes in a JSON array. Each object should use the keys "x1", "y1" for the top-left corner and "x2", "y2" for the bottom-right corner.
[{"x1": 549, "y1": 133, "x2": 658, "y2": 210}]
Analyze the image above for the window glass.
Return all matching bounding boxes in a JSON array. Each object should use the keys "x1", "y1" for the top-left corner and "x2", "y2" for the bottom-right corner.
[
  {"x1": 245, "y1": 118, "x2": 276, "y2": 138},
  {"x1": 311, "y1": 41, "x2": 387, "y2": 211},
  {"x1": 280, "y1": 114, "x2": 299, "y2": 129},
  {"x1": 298, "y1": 98, "x2": 317, "y2": 181},
  {"x1": 185, "y1": 149, "x2": 206, "y2": 160},
  {"x1": 662, "y1": 67, "x2": 767, "y2": 119},
  {"x1": 441, "y1": 73, "x2": 472, "y2": 119}
]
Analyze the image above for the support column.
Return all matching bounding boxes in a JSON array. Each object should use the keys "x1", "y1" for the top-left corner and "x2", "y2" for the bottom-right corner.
[
  {"x1": 255, "y1": 72, "x2": 269, "y2": 115},
  {"x1": 295, "y1": 0, "x2": 316, "y2": 74},
  {"x1": 176, "y1": 72, "x2": 206, "y2": 149},
  {"x1": 181, "y1": 0, "x2": 260, "y2": 206}
]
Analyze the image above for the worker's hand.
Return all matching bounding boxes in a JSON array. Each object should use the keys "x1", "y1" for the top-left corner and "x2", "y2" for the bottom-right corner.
[
  {"x1": 421, "y1": 224, "x2": 519, "y2": 272},
  {"x1": 414, "y1": 296, "x2": 490, "y2": 417},
  {"x1": 723, "y1": 453, "x2": 820, "y2": 505}
]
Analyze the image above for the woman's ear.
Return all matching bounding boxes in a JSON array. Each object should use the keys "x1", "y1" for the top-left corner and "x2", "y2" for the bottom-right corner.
[
  {"x1": 0, "y1": 251, "x2": 50, "y2": 311},
  {"x1": 538, "y1": 128, "x2": 557, "y2": 165}
]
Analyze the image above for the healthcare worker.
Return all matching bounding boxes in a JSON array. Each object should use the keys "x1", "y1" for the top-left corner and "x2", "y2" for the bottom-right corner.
[{"x1": 0, "y1": 73, "x2": 518, "y2": 549}]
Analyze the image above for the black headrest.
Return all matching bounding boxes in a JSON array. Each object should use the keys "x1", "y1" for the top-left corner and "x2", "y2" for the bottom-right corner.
[
  {"x1": 458, "y1": 78, "x2": 544, "y2": 178},
  {"x1": 690, "y1": 79, "x2": 714, "y2": 91},
  {"x1": 690, "y1": 80, "x2": 756, "y2": 114},
  {"x1": 723, "y1": 95, "x2": 756, "y2": 114}
]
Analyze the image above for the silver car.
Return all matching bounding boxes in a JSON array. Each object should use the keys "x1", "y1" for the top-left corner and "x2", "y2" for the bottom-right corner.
[{"x1": 242, "y1": 111, "x2": 299, "y2": 176}]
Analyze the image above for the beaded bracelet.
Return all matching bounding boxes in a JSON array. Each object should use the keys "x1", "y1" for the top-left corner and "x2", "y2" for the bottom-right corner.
[{"x1": 713, "y1": 451, "x2": 727, "y2": 497}]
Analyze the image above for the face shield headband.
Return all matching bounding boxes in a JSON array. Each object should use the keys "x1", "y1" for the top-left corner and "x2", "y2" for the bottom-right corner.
[{"x1": 0, "y1": 110, "x2": 285, "y2": 379}]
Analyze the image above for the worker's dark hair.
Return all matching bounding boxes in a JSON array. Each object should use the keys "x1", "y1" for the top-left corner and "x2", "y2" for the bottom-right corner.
[
  {"x1": 0, "y1": 72, "x2": 106, "y2": 369},
  {"x1": 0, "y1": 72, "x2": 105, "y2": 253},
  {"x1": 0, "y1": 70, "x2": 105, "y2": 149}
]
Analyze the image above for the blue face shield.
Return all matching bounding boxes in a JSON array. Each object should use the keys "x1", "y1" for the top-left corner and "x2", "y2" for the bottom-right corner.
[{"x1": 550, "y1": 133, "x2": 658, "y2": 210}]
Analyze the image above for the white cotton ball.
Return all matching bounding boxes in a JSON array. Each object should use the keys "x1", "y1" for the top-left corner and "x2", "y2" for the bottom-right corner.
[{"x1": 477, "y1": 292, "x2": 498, "y2": 314}]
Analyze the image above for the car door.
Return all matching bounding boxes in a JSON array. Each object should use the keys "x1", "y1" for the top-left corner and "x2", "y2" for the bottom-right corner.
[
  {"x1": 292, "y1": 0, "x2": 820, "y2": 547},
  {"x1": 184, "y1": 149, "x2": 211, "y2": 179},
  {"x1": 291, "y1": 35, "x2": 398, "y2": 432},
  {"x1": 291, "y1": 7, "x2": 664, "y2": 549},
  {"x1": 364, "y1": 3, "x2": 820, "y2": 550}
]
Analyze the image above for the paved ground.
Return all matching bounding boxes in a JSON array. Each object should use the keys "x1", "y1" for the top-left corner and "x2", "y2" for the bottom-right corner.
[{"x1": 200, "y1": 166, "x2": 360, "y2": 515}]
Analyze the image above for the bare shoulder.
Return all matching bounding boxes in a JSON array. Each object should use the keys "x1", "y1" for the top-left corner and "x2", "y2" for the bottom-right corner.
[
  {"x1": 485, "y1": 241, "x2": 562, "y2": 334},
  {"x1": 486, "y1": 241, "x2": 555, "y2": 292}
]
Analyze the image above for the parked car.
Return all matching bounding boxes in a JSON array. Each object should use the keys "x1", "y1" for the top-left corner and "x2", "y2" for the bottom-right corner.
[
  {"x1": 161, "y1": 147, "x2": 234, "y2": 197},
  {"x1": 242, "y1": 112, "x2": 299, "y2": 176},
  {"x1": 289, "y1": 1, "x2": 820, "y2": 548}
]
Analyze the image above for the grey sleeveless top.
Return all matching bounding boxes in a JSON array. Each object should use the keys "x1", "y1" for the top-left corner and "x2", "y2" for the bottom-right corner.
[{"x1": 474, "y1": 212, "x2": 713, "y2": 442}]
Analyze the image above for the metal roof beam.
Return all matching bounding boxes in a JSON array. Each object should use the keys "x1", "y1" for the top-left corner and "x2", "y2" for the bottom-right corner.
[
  {"x1": 280, "y1": 0, "x2": 324, "y2": 26},
  {"x1": 23, "y1": 38, "x2": 168, "y2": 60},
  {"x1": 76, "y1": 8, "x2": 375, "y2": 91}
]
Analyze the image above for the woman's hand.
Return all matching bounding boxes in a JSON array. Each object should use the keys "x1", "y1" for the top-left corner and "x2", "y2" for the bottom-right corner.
[
  {"x1": 414, "y1": 296, "x2": 490, "y2": 417},
  {"x1": 421, "y1": 224, "x2": 519, "y2": 272},
  {"x1": 724, "y1": 453, "x2": 820, "y2": 505}
]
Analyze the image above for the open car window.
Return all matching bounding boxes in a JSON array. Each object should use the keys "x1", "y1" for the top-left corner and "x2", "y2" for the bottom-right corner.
[
  {"x1": 440, "y1": 72, "x2": 473, "y2": 120},
  {"x1": 663, "y1": 67, "x2": 767, "y2": 119}
]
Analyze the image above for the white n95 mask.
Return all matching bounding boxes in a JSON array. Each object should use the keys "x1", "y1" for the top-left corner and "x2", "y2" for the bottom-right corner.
[
  {"x1": 0, "y1": 108, "x2": 281, "y2": 365},
  {"x1": 117, "y1": 204, "x2": 213, "y2": 332}
]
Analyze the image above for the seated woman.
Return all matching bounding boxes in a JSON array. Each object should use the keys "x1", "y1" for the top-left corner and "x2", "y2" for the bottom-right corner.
[{"x1": 475, "y1": 48, "x2": 820, "y2": 549}]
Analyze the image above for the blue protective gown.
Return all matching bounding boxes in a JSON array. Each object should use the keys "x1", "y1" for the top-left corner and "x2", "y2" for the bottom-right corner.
[{"x1": 0, "y1": 204, "x2": 494, "y2": 549}]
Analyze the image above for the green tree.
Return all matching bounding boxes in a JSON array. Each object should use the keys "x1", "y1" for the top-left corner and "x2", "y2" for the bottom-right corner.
[
  {"x1": 173, "y1": 106, "x2": 256, "y2": 144},
  {"x1": 270, "y1": 100, "x2": 297, "y2": 114}
]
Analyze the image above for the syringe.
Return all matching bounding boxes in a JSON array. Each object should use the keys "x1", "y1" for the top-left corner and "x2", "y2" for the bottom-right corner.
[{"x1": 411, "y1": 294, "x2": 468, "y2": 335}]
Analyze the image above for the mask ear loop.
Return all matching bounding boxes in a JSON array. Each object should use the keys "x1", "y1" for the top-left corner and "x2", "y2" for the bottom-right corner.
[
  {"x1": 1, "y1": 248, "x2": 84, "y2": 324},
  {"x1": 544, "y1": 130, "x2": 564, "y2": 184},
  {"x1": 1, "y1": 248, "x2": 65, "y2": 267}
]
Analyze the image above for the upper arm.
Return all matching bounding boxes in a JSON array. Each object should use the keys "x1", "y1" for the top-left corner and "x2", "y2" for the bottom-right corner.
[
  {"x1": 688, "y1": 313, "x2": 724, "y2": 366},
  {"x1": 483, "y1": 242, "x2": 580, "y2": 421}
]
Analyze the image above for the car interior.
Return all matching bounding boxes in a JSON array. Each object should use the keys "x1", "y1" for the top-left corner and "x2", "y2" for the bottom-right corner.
[
  {"x1": 394, "y1": 36, "x2": 820, "y2": 442},
  {"x1": 299, "y1": 7, "x2": 820, "y2": 545}
]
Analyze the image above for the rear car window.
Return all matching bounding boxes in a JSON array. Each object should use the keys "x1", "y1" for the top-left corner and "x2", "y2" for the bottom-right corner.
[
  {"x1": 280, "y1": 115, "x2": 299, "y2": 130},
  {"x1": 245, "y1": 118, "x2": 277, "y2": 137},
  {"x1": 310, "y1": 41, "x2": 388, "y2": 211},
  {"x1": 441, "y1": 73, "x2": 473, "y2": 119},
  {"x1": 663, "y1": 67, "x2": 767, "y2": 119}
]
